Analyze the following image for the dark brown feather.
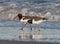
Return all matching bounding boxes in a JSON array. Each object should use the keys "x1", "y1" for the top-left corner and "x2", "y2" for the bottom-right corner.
[{"x1": 23, "y1": 16, "x2": 48, "y2": 21}]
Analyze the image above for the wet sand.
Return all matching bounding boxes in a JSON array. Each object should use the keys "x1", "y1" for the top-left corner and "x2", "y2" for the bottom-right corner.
[{"x1": 0, "y1": 40, "x2": 59, "y2": 44}]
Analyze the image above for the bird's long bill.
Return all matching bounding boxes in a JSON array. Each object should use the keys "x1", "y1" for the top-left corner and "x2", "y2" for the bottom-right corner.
[{"x1": 13, "y1": 16, "x2": 18, "y2": 20}]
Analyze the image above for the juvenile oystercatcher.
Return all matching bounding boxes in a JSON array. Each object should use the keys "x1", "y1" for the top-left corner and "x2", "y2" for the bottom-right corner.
[{"x1": 13, "y1": 14, "x2": 48, "y2": 31}]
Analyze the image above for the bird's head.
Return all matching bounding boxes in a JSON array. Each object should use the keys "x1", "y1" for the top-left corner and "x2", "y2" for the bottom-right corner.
[{"x1": 13, "y1": 14, "x2": 22, "y2": 20}]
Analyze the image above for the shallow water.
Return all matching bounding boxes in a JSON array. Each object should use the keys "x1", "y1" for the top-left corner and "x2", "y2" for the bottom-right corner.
[{"x1": 0, "y1": 21, "x2": 60, "y2": 43}]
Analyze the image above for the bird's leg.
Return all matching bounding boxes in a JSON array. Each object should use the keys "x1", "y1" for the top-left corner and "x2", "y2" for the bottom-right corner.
[
  {"x1": 36, "y1": 25, "x2": 40, "y2": 31},
  {"x1": 38, "y1": 25, "x2": 40, "y2": 31},
  {"x1": 30, "y1": 24, "x2": 32, "y2": 31},
  {"x1": 20, "y1": 23, "x2": 27, "y2": 30}
]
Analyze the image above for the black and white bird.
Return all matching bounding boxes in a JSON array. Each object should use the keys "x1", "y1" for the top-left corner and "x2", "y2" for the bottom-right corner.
[{"x1": 13, "y1": 14, "x2": 48, "y2": 31}]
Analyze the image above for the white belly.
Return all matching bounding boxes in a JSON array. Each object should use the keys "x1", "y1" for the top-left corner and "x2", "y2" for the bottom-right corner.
[
  {"x1": 32, "y1": 19, "x2": 44, "y2": 24},
  {"x1": 20, "y1": 19, "x2": 29, "y2": 23}
]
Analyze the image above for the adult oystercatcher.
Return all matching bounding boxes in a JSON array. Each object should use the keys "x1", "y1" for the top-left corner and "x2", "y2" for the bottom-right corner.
[{"x1": 13, "y1": 14, "x2": 48, "y2": 31}]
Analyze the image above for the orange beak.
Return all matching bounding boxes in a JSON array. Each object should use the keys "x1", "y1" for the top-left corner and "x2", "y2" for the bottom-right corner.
[{"x1": 13, "y1": 15, "x2": 18, "y2": 20}]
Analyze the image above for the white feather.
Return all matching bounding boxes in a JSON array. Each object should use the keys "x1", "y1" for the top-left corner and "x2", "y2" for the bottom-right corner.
[
  {"x1": 32, "y1": 19, "x2": 44, "y2": 24},
  {"x1": 20, "y1": 19, "x2": 29, "y2": 23}
]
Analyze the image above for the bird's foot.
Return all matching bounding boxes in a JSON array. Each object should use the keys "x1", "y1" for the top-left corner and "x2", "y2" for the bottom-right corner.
[
  {"x1": 31, "y1": 29, "x2": 32, "y2": 31},
  {"x1": 20, "y1": 28, "x2": 24, "y2": 30},
  {"x1": 38, "y1": 29, "x2": 40, "y2": 31},
  {"x1": 31, "y1": 28, "x2": 32, "y2": 31}
]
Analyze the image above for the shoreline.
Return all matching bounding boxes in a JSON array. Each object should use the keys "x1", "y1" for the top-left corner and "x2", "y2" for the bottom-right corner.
[{"x1": 0, "y1": 40, "x2": 59, "y2": 44}]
